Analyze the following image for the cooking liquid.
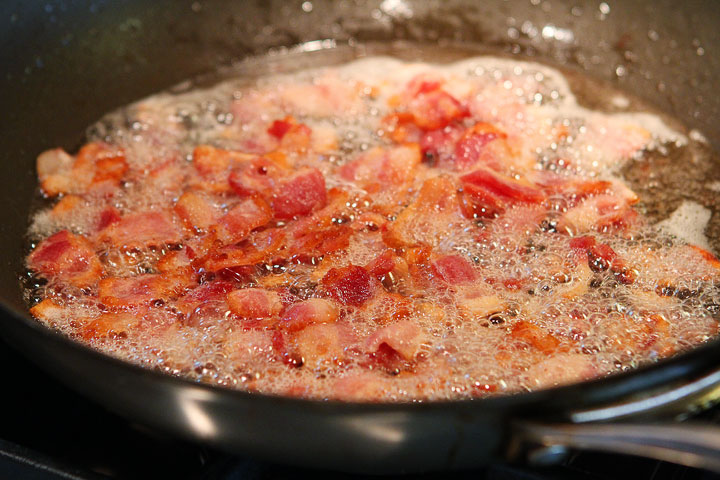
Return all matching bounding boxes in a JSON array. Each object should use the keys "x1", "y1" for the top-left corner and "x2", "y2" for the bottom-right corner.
[{"x1": 23, "y1": 45, "x2": 720, "y2": 401}]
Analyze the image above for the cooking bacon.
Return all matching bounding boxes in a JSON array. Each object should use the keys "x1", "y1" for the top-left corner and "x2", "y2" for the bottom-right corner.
[
  {"x1": 432, "y1": 255, "x2": 477, "y2": 284},
  {"x1": 271, "y1": 169, "x2": 327, "y2": 220},
  {"x1": 212, "y1": 197, "x2": 273, "y2": 246},
  {"x1": 99, "y1": 273, "x2": 190, "y2": 307},
  {"x1": 322, "y1": 265, "x2": 379, "y2": 307},
  {"x1": 280, "y1": 298, "x2": 338, "y2": 332},
  {"x1": 28, "y1": 230, "x2": 103, "y2": 288},
  {"x1": 98, "y1": 211, "x2": 181, "y2": 248},
  {"x1": 227, "y1": 288, "x2": 283, "y2": 319}
]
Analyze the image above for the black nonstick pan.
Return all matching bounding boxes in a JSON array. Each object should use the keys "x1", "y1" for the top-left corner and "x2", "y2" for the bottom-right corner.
[{"x1": 2, "y1": 0, "x2": 720, "y2": 474}]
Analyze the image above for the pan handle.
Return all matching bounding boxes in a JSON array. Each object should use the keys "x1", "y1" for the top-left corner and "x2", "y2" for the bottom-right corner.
[{"x1": 513, "y1": 421, "x2": 720, "y2": 472}]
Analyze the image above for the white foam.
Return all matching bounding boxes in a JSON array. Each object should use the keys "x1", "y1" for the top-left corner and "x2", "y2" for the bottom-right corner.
[{"x1": 656, "y1": 201, "x2": 712, "y2": 250}]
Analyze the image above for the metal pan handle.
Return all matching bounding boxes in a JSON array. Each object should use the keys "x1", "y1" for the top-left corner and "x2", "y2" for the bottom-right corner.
[{"x1": 514, "y1": 421, "x2": 720, "y2": 472}]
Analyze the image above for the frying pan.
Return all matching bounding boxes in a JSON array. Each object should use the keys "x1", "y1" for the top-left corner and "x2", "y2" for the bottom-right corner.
[{"x1": 2, "y1": 0, "x2": 720, "y2": 474}]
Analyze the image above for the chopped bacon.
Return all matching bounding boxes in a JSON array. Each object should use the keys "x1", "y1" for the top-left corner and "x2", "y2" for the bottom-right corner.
[
  {"x1": 289, "y1": 225, "x2": 352, "y2": 263},
  {"x1": 28, "y1": 230, "x2": 103, "y2": 288},
  {"x1": 366, "y1": 319, "x2": 426, "y2": 361},
  {"x1": 192, "y1": 145, "x2": 251, "y2": 177},
  {"x1": 525, "y1": 353, "x2": 596, "y2": 389},
  {"x1": 451, "y1": 122, "x2": 508, "y2": 170},
  {"x1": 96, "y1": 207, "x2": 121, "y2": 231},
  {"x1": 338, "y1": 144, "x2": 421, "y2": 191},
  {"x1": 201, "y1": 227, "x2": 286, "y2": 272},
  {"x1": 270, "y1": 118, "x2": 312, "y2": 151},
  {"x1": 460, "y1": 168, "x2": 545, "y2": 218},
  {"x1": 271, "y1": 169, "x2": 327, "y2": 220},
  {"x1": 322, "y1": 265, "x2": 379, "y2": 307},
  {"x1": 365, "y1": 250, "x2": 397, "y2": 278},
  {"x1": 99, "y1": 273, "x2": 189, "y2": 307},
  {"x1": 174, "y1": 192, "x2": 220, "y2": 232},
  {"x1": 510, "y1": 321, "x2": 561, "y2": 354},
  {"x1": 36, "y1": 148, "x2": 75, "y2": 197},
  {"x1": 280, "y1": 298, "x2": 338, "y2": 332},
  {"x1": 268, "y1": 119, "x2": 293, "y2": 139},
  {"x1": 50, "y1": 195, "x2": 83, "y2": 218},
  {"x1": 384, "y1": 176, "x2": 463, "y2": 247},
  {"x1": 292, "y1": 323, "x2": 346, "y2": 367},
  {"x1": 29, "y1": 298, "x2": 66, "y2": 324},
  {"x1": 228, "y1": 155, "x2": 285, "y2": 198},
  {"x1": 212, "y1": 197, "x2": 273, "y2": 246},
  {"x1": 224, "y1": 328, "x2": 276, "y2": 365},
  {"x1": 227, "y1": 288, "x2": 282, "y2": 319},
  {"x1": 174, "y1": 280, "x2": 233, "y2": 315},
  {"x1": 568, "y1": 235, "x2": 633, "y2": 283},
  {"x1": 81, "y1": 312, "x2": 141, "y2": 340},
  {"x1": 432, "y1": 255, "x2": 477, "y2": 284},
  {"x1": 98, "y1": 211, "x2": 181, "y2": 248},
  {"x1": 405, "y1": 85, "x2": 468, "y2": 130}
]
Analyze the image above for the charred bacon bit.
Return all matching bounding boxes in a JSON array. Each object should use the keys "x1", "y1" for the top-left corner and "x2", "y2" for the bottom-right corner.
[
  {"x1": 227, "y1": 288, "x2": 282, "y2": 319},
  {"x1": 271, "y1": 168, "x2": 327, "y2": 220},
  {"x1": 321, "y1": 265, "x2": 378, "y2": 307},
  {"x1": 280, "y1": 298, "x2": 339, "y2": 332},
  {"x1": 28, "y1": 230, "x2": 103, "y2": 288}
]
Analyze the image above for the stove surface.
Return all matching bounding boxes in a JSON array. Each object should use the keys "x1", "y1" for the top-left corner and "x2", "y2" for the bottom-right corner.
[{"x1": 1, "y1": 337, "x2": 718, "y2": 480}]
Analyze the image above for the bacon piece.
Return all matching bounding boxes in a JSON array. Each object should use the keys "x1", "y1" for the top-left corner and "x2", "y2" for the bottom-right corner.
[
  {"x1": 289, "y1": 225, "x2": 352, "y2": 263},
  {"x1": 268, "y1": 119, "x2": 293, "y2": 139},
  {"x1": 510, "y1": 321, "x2": 561, "y2": 354},
  {"x1": 74, "y1": 142, "x2": 127, "y2": 193},
  {"x1": 174, "y1": 280, "x2": 233, "y2": 316},
  {"x1": 192, "y1": 145, "x2": 251, "y2": 177},
  {"x1": 271, "y1": 169, "x2": 327, "y2": 220},
  {"x1": 96, "y1": 207, "x2": 121, "y2": 231},
  {"x1": 280, "y1": 298, "x2": 338, "y2": 332},
  {"x1": 292, "y1": 323, "x2": 346, "y2": 367},
  {"x1": 201, "y1": 228, "x2": 286, "y2": 272},
  {"x1": 98, "y1": 211, "x2": 181, "y2": 248},
  {"x1": 36, "y1": 148, "x2": 75, "y2": 197},
  {"x1": 451, "y1": 122, "x2": 508, "y2": 171},
  {"x1": 338, "y1": 144, "x2": 421, "y2": 191},
  {"x1": 405, "y1": 85, "x2": 468, "y2": 130},
  {"x1": 81, "y1": 312, "x2": 141, "y2": 340},
  {"x1": 50, "y1": 195, "x2": 83, "y2": 218},
  {"x1": 212, "y1": 197, "x2": 273, "y2": 246},
  {"x1": 99, "y1": 273, "x2": 189, "y2": 307},
  {"x1": 29, "y1": 298, "x2": 66, "y2": 324},
  {"x1": 365, "y1": 250, "x2": 397, "y2": 278},
  {"x1": 432, "y1": 255, "x2": 477, "y2": 284},
  {"x1": 568, "y1": 235, "x2": 633, "y2": 283},
  {"x1": 227, "y1": 288, "x2": 282, "y2": 319},
  {"x1": 174, "y1": 192, "x2": 220, "y2": 232},
  {"x1": 228, "y1": 155, "x2": 286, "y2": 198},
  {"x1": 224, "y1": 329, "x2": 276, "y2": 365},
  {"x1": 384, "y1": 176, "x2": 463, "y2": 248},
  {"x1": 525, "y1": 353, "x2": 596, "y2": 389},
  {"x1": 156, "y1": 249, "x2": 193, "y2": 273},
  {"x1": 28, "y1": 230, "x2": 102, "y2": 288},
  {"x1": 366, "y1": 319, "x2": 426, "y2": 361},
  {"x1": 460, "y1": 168, "x2": 545, "y2": 218},
  {"x1": 322, "y1": 265, "x2": 379, "y2": 307}
]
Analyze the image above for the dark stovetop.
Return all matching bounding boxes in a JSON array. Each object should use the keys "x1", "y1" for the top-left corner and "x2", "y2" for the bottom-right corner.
[{"x1": 1, "y1": 336, "x2": 719, "y2": 480}]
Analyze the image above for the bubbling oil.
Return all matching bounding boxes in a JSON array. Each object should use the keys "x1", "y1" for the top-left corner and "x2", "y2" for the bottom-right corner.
[{"x1": 24, "y1": 45, "x2": 720, "y2": 401}]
